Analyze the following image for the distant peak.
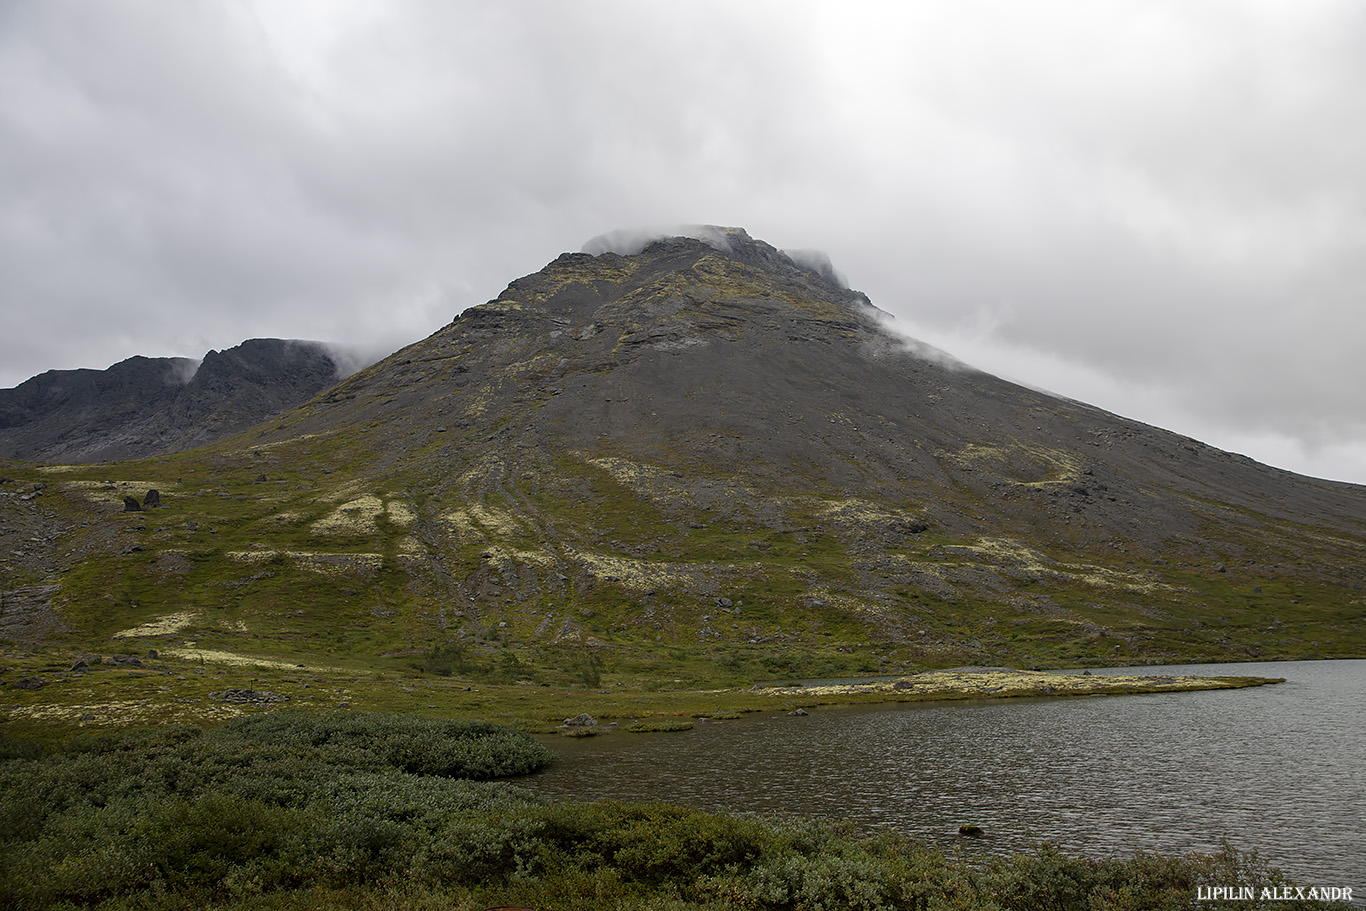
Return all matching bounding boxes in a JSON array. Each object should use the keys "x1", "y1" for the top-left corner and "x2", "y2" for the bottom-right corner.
[{"x1": 581, "y1": 225, "x2": 849, "y2": 289}]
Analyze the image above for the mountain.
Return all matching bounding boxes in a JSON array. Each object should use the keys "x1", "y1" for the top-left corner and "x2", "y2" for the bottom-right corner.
[
  {"x1": 3, "y1": 228, "x2": 1364, "y2": 679},
  {"x1": 0, "y1": 339, "x2": 343, "y2": 463}
]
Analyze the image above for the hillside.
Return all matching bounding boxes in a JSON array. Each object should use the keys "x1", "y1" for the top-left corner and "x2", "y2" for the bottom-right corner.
[
  {"x1": 0, "y1": 338, "x2": 343, "y2": 463},
  {"x1": 2, "y1": 228, "x2": 1364, "y2": 708}
]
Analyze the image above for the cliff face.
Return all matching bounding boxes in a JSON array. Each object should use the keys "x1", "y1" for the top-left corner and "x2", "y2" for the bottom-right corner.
[{"x1": 0, "y1": 339, "x2": 342, "y2": 462}]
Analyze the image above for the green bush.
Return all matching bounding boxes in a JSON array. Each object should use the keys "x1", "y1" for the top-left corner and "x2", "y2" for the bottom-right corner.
[{"x1": 215, "y1": 710, "x2": 554, "y2": 778}]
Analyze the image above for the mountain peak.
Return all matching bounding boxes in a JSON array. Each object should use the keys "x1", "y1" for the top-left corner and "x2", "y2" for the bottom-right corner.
[{"x1": 580, "y1": 225, "x2": 850, "y2": 290}]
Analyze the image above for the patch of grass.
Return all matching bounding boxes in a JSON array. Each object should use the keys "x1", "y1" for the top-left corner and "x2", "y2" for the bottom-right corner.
[{"x1": 625, "y1": 719, "x2": 694, "y2": 733}]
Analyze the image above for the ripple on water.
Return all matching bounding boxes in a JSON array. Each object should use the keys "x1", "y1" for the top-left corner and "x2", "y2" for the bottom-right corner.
[{"x1": 527, "y1": 660, "x2": 1366, "y2": 890}]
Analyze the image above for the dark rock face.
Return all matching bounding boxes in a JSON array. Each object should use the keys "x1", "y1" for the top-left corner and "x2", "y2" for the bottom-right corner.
[{"x1": 0, "y1": 339, "x2": 343, "y2": 462}]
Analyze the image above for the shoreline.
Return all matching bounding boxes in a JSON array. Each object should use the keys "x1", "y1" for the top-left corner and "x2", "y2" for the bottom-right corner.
[
  {"x1": 0, "y1": 648, "x2": 1285, "y2": 740},
  {"x1": 750, "y1": 667, "x2": 1283, "y2": 705}
]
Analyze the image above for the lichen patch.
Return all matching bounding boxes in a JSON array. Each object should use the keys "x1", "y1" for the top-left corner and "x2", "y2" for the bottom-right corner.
[
  {"x1": 311, "y1": 495, "x2": 385, "y2": 535},
  {"x1": 111, "y1": 611, "x2": 197, "y2": 639}
]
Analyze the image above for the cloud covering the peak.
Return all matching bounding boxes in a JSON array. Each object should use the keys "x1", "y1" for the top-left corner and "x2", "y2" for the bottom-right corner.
[
  {"x1": 582, "y1": 226, "x2": 742, "y2": 257},
  {"x1": 2, "y1": 1, "x2": 1364, "y2": 483}
]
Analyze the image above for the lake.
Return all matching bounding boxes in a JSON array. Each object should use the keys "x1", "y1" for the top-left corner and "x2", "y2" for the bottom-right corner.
[{"x1": 526, "y1": 659, "x2": 1365, "y2": 895}]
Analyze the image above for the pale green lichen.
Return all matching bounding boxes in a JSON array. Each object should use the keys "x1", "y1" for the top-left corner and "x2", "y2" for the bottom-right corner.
[
  {"x1": 227, "y1": 548, "x2": 384, "y2": 576},
  {"x1": 311, "y1": 495, "x2": 385, "y2": 535},
  {"x1": 814, "y1": 497, "x2": 922, "y2": 528},
  {"x1": 563, "y1": 545, "x2": 728, "y2": 593},
  {"x1": 111, "y1": 611, "x2": 197, "y2": 639},
  {"x1": 61, "y1": 479, "x2": 180, "y2": 506},
  {"x1": 444, "y1": 503, "x2": 524, "y2": 542},
  {"x1": 941, "y1": 440, "x2": 1085, "y2": 485},
  {"x1": 900, "y1": 536, "x2": 1176, "y2": 595},
  {"x1": 385, "y1": 500, "x2": 416, "y2": 526}
]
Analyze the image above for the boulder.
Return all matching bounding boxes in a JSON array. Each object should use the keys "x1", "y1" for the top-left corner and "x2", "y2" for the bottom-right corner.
[
  {"x1": 563, "y1": 712, "x2": 597, "y2": 726},
  {"x1": 143, "y1": 489, "x2": 161, "y2": 508},
  {"x1": 122, "y1": 496, "x2": 142, "y2": 512}
]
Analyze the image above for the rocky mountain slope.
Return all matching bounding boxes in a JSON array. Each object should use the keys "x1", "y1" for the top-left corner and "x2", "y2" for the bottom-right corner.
[
  {"x1": 3, "y1": 228, "x2": 1364, "y2": 681},
  {"x1": 0, "y1": 339, "x2": 343, "y2": 463}
]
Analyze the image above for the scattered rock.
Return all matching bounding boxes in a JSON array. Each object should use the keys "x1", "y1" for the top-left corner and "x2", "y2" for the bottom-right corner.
[
  {"x1": 108, "y1": 654, "x2": 144, "y2": 667},
  {"x1": 209, "y1": 688, "x2": 289, "y2": 704},
  {"x1": 892, "y1": 679, "x2": 916, "y2": 690},
  {"x1": 146, "y1": 649, "x2": 158, "y2": 659},
  {"x1": 70, "y1": 658, "x2": 88, "y2": 672},
  {"x1": 79, "y1": 713, "x2": 96, "y2": 721},
  {"x1": 787, "y1": 708, "x2": 809, "y2": 716},
  {"x1": 14, "y1": 676, "x2": 47, "y2": 690},
  {"x1": 959, "y1": 824, "x2": 984, "y2": 837},
  {"x1": 564, "y1": 712, "x2": 598, "y2": 726},
  {"x1": 890, "y1": 517, "x2": 929, "y2": 535}
]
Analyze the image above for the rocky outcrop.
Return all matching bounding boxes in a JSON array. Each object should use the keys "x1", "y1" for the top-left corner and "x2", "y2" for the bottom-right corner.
[{"x1": 0, "y1": 338, "x2": 346, "y2": 462}]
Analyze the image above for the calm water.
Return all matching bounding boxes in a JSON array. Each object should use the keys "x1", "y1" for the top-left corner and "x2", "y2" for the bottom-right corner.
[{"x1": 526, "y1": 660, "x2": 1365, "y2": 893}]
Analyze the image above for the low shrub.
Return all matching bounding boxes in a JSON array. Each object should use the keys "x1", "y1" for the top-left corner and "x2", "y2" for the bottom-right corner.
[{"x1": 216, "y1": 710, "x2": 554, "y2": 778}]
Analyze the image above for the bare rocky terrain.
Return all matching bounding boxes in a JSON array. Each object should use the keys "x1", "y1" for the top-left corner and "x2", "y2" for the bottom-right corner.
[{"x1": 0, "y1": 338, "x2": 343, "y2": 463}]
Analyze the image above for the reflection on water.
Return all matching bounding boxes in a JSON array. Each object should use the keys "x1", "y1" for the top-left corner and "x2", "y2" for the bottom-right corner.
[{"x1": 525, "y1": 660, "x2": 1365, "y2": 890}]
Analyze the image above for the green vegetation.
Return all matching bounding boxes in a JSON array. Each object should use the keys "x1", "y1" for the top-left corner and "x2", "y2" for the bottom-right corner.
[
  {"x1": 0, "y1": 716, "x2": 1346, "y2": 910},
  {"x1": 625, "y1": 719, "x2": 694, "y2": 733}
]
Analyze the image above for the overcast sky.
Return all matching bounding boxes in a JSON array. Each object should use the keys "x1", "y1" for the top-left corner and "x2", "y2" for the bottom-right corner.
[{"x1": 2, "y1": 1, "x2": 1364, "y2": 484}]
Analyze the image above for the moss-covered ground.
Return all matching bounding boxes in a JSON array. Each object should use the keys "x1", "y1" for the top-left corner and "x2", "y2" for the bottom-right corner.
[{"x1": 1, "y1": 434, "x2": 1361, "y2": 743}]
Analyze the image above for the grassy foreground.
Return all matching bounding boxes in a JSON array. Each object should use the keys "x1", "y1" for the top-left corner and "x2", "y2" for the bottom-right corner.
[{"x1": 0, "y1": 712, "x2": 1350, "y2": 911}]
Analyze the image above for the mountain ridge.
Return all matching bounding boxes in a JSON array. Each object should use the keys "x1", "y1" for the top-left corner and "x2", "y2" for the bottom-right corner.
[
  {"x1": 2, "y1": 227, "x2": 1363, "y2": 682},
  {"x1": 0, "y1": 338, "x2": 345, "y2": 463}
]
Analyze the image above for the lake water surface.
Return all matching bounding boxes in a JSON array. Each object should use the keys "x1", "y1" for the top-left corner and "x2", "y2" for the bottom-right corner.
[{"x1": 526, "y1": 660, "x2": 1364, "y2": 893}]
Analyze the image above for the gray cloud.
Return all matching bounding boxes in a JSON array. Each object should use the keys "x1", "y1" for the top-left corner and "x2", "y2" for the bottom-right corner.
[{"x1": 2, "y1": 1, "x2": 1364, "y2": 483}]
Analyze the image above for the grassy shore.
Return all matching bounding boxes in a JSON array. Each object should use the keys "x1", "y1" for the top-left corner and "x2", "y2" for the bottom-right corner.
[{"x1": 0, "y1": 644, "x2": 1280, "y2": 742}]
